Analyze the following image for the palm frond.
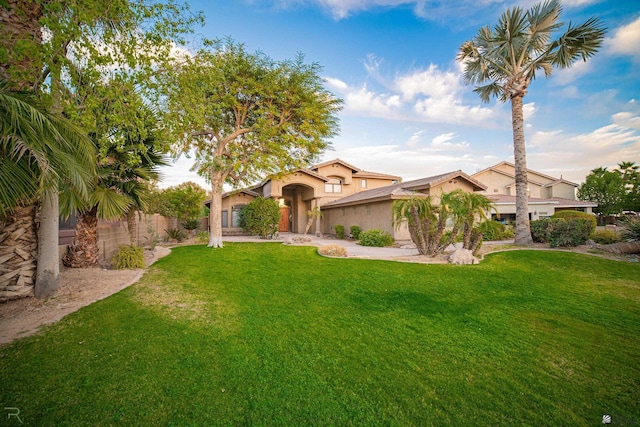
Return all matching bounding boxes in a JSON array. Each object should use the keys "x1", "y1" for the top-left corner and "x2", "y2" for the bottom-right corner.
[{"x1": 91, "y1": 187, "x2": 132, "y2": 220}]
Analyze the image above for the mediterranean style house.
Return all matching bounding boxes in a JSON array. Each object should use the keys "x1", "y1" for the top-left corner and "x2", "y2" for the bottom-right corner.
[
  {"x1": 471, "y1": 161, "x2": 596, "y2": 222},
  {"x1": 213, "y1": 158, "x2": 486, "y2": 242},
  {"x1": 209, "y1": 159, "x2": 597, "y2": 241}
]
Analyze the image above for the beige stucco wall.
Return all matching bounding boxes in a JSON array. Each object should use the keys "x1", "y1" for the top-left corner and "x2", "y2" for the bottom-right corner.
[
  {"x1": 545, "y1": 183, "x2": 576, "y2": 199},
  {"x1": 322, "y1": 200, "x2": 410, "y2": 242},
  {"x1": 220, "y1": 192, "x2": 256, "y2": 235}
]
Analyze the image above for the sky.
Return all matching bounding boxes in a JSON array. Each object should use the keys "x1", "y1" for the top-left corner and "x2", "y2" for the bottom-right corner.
[{"x1": 158, "y1": 0, "x2": 640, "y2": 190}]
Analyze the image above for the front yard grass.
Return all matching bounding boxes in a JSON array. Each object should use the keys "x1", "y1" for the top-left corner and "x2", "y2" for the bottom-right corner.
[{"x1": 1, "y1": 243, "x2": 639, "y2": 425}]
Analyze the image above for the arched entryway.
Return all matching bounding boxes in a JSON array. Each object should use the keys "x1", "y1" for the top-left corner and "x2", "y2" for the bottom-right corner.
[{"x1": 279, "y1": 183, "x2": 319, "y2": 234}]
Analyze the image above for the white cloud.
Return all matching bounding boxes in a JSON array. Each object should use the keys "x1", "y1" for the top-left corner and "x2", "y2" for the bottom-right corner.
[
  {"x1": 395, "y1": 65, "x2": 461, "y2": 101},
  {"x1": 612, "y1": 112, "x2": 640, "y2": 130},
  {"x1": 552, "y1": 59, "x2": 593, "y2": 86},
  {"x1": 606, "y1": 16, "x2": 640, "y2": 59}
]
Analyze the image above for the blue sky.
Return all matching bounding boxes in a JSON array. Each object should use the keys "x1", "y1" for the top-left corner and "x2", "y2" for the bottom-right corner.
[{"x1": 160, "y1": 0, "x2": 640, "y2": 189}]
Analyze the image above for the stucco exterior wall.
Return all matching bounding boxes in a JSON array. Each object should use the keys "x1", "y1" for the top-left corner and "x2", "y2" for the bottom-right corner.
[
  {"x1": 546, "y1": 183, "x2": 576, "y2": 199},
  {"x1": 220, "y1": 192, "x2": 256, "y2": 235},
  {"x1": 322, "y1": 201, "x2": 411, "y2": 242}
]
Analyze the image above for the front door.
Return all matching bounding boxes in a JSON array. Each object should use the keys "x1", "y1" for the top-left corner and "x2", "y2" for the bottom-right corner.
[{"x1": 279, "y1": 207, "x2": 290, "y2": 232}]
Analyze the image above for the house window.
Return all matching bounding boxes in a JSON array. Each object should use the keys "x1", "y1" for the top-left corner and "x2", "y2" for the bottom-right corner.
[
  {"x1": 221, "y1": 211, "x2": 229, "y2": 228},
  {"x1": 366, "y1": 204, "x2": 371, "y2": 215},
  {"x1": 341, "y1": 208, "x2": 345, "y2": 216},
  {"x1": 325, "y1": 178, "x2": 342, "y2": 193},
  {"x1": 493, "y1": 189, "x2": 499, "y2": 193},
  {"x1": 361, "y1": 179, "x2": 367, "y2": 188}
]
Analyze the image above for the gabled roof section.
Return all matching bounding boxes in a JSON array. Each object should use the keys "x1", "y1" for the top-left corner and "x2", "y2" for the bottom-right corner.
[
  {"x1": 323, "y1": 171, "x2": 486, "y2": 208},
  {"x1": 312, "y1": 158, "x2": 401, "y2": 181},
  {"x1": 311, "y1": 158, "x2": 361, "y2": 173},
  {"x1": 222, "y1": 188, "x2": 260, "y2": 198},
  {"x1": 544, "y1": 178, "x2": 579, "y2": 188}
]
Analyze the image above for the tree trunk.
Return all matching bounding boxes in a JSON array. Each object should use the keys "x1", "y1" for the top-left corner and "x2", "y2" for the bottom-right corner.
[
  {"x1": 63, "y1": 206, "x2": 99, "y2": 268},
  {"x1": 208, "y1": 174, "x2": 224, "y2": 248},
  {"x1": 35, "y1": 190, "x2": 59, "y2": 298},
  {"x1": 0, "y1": 205, "x2": 38, "y2": 301},
  {"x1": 511, "y1": 95, "x2": 533, "y2": 245},
  {"x1": 126, "y1": 210, "x2": 137, "y2": 245}
]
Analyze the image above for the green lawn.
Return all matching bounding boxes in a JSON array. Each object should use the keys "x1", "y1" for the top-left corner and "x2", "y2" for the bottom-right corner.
[{"x1": 1, "y1": 243, "x2": 639, "y2": 426}]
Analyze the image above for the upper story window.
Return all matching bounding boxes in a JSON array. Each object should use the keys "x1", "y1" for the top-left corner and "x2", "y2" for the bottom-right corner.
[
  {"x1": 325, "y1": 178, "x2": 342, "y2": 193},
  {"x1": 361, "y1": 179, "x2": 367, "y2": 188}
]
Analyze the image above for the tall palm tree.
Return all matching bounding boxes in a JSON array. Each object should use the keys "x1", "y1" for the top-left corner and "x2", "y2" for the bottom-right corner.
[
  {"x1": 457, "y1": 0, "x2": 605, "y2": 245},
  {"x1": 0, "y1": 82, "x2": 95, "y2": 300}
]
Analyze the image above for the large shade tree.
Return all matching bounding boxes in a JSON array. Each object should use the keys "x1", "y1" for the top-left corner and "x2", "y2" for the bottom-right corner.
[
  {"x1": 163, "y1": 38, "x2": 341, "y2": 248},
  {"x1": 457, "y1": 0, "x2": 605, "y2": 245},
  {"x1": 0, "y1": 0, "x2": 202, "y2": 296},
  {"x1": 578, "y1": 162, "x2": 640, "y2": 215}
]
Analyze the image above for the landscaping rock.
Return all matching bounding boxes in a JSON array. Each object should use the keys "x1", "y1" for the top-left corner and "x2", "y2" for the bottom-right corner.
[{"x1": 448, "y1": 248, "x2": 479, "y2": 265}]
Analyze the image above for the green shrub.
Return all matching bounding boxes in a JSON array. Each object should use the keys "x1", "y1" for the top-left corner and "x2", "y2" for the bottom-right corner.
[
  {"x1": 552, "y1": 211, "x2": 596, "y2": 233},
  {"x1": 242, "y1": 197, "x2": 280, "y2": 238},
  {"x1": 335, "y1": 225, "x2": 345, "y2": 239},
  {"x1": 350, "y1": 225, "x2": 362, "y2": 240},
  {"x1": 359, "y1": 229, "x2": 394, "y2": 247},
  {"x1": 531, "y1": 218, "x2": 592, "y2": 247},
  {"x1": 165, "y1": 228, "x2": 187, "y2": 242},
  {"x1": 111, "y1": 245, "x2": 145, "y2": 270},
  {"x1": 621, "y1": 216, "x2": 640, "y2": 241},
  {"x1": 530, "y1": 219, "x2": 550, "y2": 243},
  {"x1": 590, "y1": 229, "x2": 622, "y2": 244},
  {"x1": 196, "y1": 230, "x2": 209, "y2": 244},
  {"x1": 477, "y1": 220, "x2": 515, "y2": 241}
]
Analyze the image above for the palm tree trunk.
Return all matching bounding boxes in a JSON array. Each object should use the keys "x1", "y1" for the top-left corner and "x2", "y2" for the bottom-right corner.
[
  {"x1": 126, "y1": 210, "x2": 137, "y2": 245},
  {"x1": 62, "y1": 206, "x2": 99, "y2": 268},
  {"x1": 511, "y1": 95, "x2": 533, "y2": 245},
  {"x1": 208, "y1": 174, "x2": 224, "y2": 248},
  {"x1": 0, "y1": 205, "x2": 37, "y2": 301},
  {"x1": 35, "y1": 190, "x2": 59, "y2": 298}
]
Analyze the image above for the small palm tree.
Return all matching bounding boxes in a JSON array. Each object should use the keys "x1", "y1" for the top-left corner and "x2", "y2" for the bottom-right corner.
[
  {"x1": 457, "y1": 191, "x2": 494, "y2": 251},
  {"x1": 457, "y1": 0, "x2": 605, "y2": 245}
]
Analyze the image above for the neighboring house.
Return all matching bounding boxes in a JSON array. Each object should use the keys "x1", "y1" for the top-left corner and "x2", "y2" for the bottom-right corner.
[{"x1": 471, "y1": 161, "x2": 596, "y2": 222}]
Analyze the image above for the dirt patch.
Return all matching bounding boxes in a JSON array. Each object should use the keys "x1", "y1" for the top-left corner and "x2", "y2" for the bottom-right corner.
[{"x1": 0, "y1": 246, "x2": 171, "y2": 346}]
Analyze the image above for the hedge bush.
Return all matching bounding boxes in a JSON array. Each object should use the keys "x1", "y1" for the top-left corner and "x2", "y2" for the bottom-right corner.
[
  {"x1": 350, "y1": 225, "x2": 362, "y2": 240},
  {"x1": 621, "y1": 217, "x2": 640, "y2": 242},
  {"x1": 590, "y1": 229, "x2": 622, "y2": 244},
  {"x1": 334, "y1": 225, "x2": 346, "y2": 239},
  {"x1": 530, "y1": 218, "x2": 592, "y2": 247},
  {"x1": 359, "y1": 229, "x2": 394, "y2": 247},
  {"x1": 552, "y1": 211, "x2": 596, "y2": 233},
  {"x1": 242, "y1": 197, "x2": 280, "y2": 238},
  {"x1": 477, "y1": 220, "x2": 515, "y2": 241},
  {"x1": 111, "y1": 245, "x2": 145, "y2": 269}
]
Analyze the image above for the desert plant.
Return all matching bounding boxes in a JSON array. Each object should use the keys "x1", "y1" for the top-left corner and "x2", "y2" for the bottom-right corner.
[
  {"x1": 350, "y1": 225, "x2": 362, "y2": 240},
  {"x1": 334, "y1": 225, "x2": 345, "y2": 239},
  {"x1": 552, "y1": 211, "x2": 597, "y2": 233},
  {"x1": 196, "y1": 230, "x2": 209, "y2": 244},
  {"x1": 144, "y1": 221, "x2": 163, "y2": 251},
  {"x1": 590, "y1": 229, "x2": 622, "y2": 245},
  {"x1": 111, "y1": 245, "x2": 145, "y2": 270},
  {"x1": 359, "y1": 229, "x2": 394, "y2": 247},
  {"x1": 165, "y1": 228, "x2": 187, "y2": 242},
  {"x1": 620, "y1": 217, "x2": 640, "y2": 242},
  {"x1": 181, "y1": 218, "x2": 201, "y2": 233},
  {"x1": 318, "y1": 244, "x2": 347, "y2": 257},
  {"x1": 242, "y1": 197, "x2": 280, "y2": 239},
  {"x1": 304, "y1": 206, "x2": 323, "y2": 236}
]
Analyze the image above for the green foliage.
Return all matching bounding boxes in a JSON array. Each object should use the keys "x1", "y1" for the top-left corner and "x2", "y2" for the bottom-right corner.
[
  {"x1": 350, "y1": 225, "x2": 362, "y2": 240},
  {"x1": 334, "y1": 225, "x2": 345, "y2": 239},
  {"x1": 477, "y1": 220, "x2": 515, "y2": 241},
  {"x1": 242, "y1": 197, "x2": 280, "y2": 239},
  {"x1": 578, "y1": 166, "x2": 629, "y2": 215},
  {"x1": 530, "y1": 218, "x2": 592, "y2": 247},
  {"x1": 110, "y1": 244, "x2": 144, "y2": 270},
  {"x1": 621, "y1": 217, "x2": 640, "y2": 242},
  {"x1": 181, "y1": 218, "x2": 201, "y2": 232},
  {"x1": 152, "y1": 182, "x2": 208, "y2": 222},
  {"x1": 196, "y1": 230, "x2": 209, "y2": 244},
  {"x1": 144, "y1": 221, "x2": 163, "y2": 251},
  {"x1": 163, "y1": 38, "x2": 342, "y2": 190},
  {"x1": 165, "y1": 228, "x2": 187, "y2": 242},
  {"x1": 590, "y1": 229, "x2": 622, "y2": 245},
  {"x1": 552, "y1": 211, "x2": 596, "y2": 233},
  {"x1": 359, "y1": 229, "x2": 394, "y2": 247}
]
